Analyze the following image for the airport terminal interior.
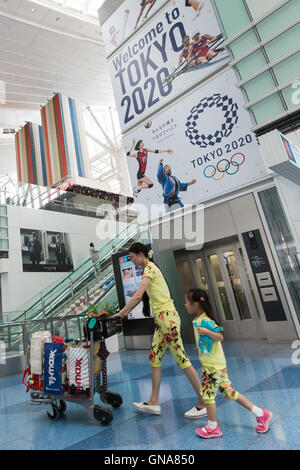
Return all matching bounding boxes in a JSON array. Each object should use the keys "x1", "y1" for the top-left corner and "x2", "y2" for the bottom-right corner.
[{"x1": 0, "y1": 0, "x2": 300, "y2": 452}]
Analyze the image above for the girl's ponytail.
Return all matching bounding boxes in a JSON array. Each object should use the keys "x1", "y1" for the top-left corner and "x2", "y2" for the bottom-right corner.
[{"x1": 186, "y1": 288, "x2": 219, "y2": 325}]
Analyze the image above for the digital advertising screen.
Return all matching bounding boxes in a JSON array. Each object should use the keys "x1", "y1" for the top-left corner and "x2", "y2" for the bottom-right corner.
[{"x1": 112, "y1": 251, "x2": 153, "y2": 320}]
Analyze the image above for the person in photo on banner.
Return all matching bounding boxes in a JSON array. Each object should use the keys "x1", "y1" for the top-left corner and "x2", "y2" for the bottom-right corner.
[
  {"x1": 55, "y1": 235, "x2": 66, "y2": 266},
  {"x1": 111, "y1": 243, "x2": 208, "y2": 419},
  {"x1": 157, "y1": 159, "x2": 196, "y2": 212},
  {"x1": 189, "y1": 31, "x2": 224, "y2": 66},
  {"x1": 127, "y1": 139, "x2": 173, "y2": 197},
  {"x1": 167, "y1": 33, "x2": 225, "y2": 86},
  {"x1": 28, "y1": 232, "x2": 42, "y2": 266},
  {"x1": 179, "y1": 36, "x2": 196, "y2": 67},
  {"x1": 108, "y1": 9, "x2": 130, "y2": 48},
  {"x1": 185, "y1": 288, "x2": 273, "y2": 438},
  {"x1": 134, "y1": 0, "x2": 157, "y2": 30}
]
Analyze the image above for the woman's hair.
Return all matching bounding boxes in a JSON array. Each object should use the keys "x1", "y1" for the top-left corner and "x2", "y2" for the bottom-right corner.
[
  {"x1": 128, "y1": 242, "x2": 153, "y2": 318},
  {"x1": 186, "y1": 288, "x2": 219, "y2": 325},
  {"x1": 129, "y1": 242, "x2": 152, "y2": 259},
  {"x1": 90, "y1": 243, "x2": 94, "y2": 247},
  {"x1": 135, "y1": 140, "x2": 143, "y2": 152}
]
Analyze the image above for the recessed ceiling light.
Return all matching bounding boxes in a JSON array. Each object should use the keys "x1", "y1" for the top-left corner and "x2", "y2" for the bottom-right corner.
[{"x1": 32, "y1": 7, "x2": 36, "y2": 12}]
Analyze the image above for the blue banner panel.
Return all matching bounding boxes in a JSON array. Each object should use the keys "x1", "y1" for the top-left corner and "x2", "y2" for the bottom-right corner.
[{"x1": 44, "y1": 343, "x2": 63, "y2": 395}]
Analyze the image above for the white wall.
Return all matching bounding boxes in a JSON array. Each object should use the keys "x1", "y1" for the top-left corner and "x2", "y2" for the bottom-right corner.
[
  {"x1": 0, "y1": 136, "x2": 17, "y2": 178},
  {"x1": 2, "y1": 205, "x2": 128, "y2": 315}
]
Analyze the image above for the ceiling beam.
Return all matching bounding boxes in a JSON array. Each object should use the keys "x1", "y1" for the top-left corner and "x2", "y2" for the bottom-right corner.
[
  {"x1": 29, "y1": 0, "x2": 99, "y2": 25},
  {"x1": 0, "y1": 10, "x2": 103, "y2": 45}
]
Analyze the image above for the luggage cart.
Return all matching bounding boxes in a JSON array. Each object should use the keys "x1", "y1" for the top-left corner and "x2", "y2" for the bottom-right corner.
[{"x1": 22, "y1": 315, "x2": 123, "y2": 425}]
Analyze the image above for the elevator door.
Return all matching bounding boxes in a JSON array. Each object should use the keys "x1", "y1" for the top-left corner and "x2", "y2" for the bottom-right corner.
[
  {"x1": 200, "y1": 242, "x2": 265, "y2": 339},
  {"x1": 176, "y1": 241, "x2": 266, "y2": 340}
]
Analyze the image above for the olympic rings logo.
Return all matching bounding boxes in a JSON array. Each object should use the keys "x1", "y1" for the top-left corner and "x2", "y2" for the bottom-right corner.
[
  {"x1": 185, "y1": 94, "x2": 239, "y2": 148},
  {"x1": 203, "y1": 153, "x2": 246, "y2": 180}
]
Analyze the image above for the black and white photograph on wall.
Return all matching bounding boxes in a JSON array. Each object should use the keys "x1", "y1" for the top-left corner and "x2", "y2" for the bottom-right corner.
[{"x1": 21, "y1": 229, "x2": 74, "y2": 272}]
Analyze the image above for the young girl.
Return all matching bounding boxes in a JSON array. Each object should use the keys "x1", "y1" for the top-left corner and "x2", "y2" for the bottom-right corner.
[
  {"x1": 111, "y1": 243, "x2": 207, "y2": 418},
  {"x1": 127, "y1": 139, "x2": 172, "y2": 197},
  {"x1": 184, "y1": 288, "x2": 273, "y2": 439}
]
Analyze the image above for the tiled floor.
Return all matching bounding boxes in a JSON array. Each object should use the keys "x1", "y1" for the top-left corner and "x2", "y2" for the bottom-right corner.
[{"x1": 0, "y1": 340, "x2": 299, "y2": 450}]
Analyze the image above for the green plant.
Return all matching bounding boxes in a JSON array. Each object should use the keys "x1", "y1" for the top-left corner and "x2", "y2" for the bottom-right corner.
[
  {"x1": 87, "y1": 303, "x2": 98, "y2": 316},
  {"x1": 97, "y1": 300, "x2": 117, "y2": 316}
]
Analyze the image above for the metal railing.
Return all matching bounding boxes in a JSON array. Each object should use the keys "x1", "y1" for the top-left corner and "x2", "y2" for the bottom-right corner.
[
  {"x1": 0, "y1": 312, "x2": 122, "y2": 364},
  {"x1": 0, "y1": 177, "x2": 136, "y2": 222}
]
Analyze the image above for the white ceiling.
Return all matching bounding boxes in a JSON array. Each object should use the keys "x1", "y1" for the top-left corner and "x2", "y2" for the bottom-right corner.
[{"x1": 0, "y1": 0, "x2": 115, "y2": 129}]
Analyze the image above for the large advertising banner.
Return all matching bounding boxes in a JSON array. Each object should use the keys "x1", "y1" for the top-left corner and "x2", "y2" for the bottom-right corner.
[
  {"x1": 109, "y1": 0, "x2": 228, "y2": 131},
  {"x1": 124, "y1": 68, "x2": 268, "y2": 220},
  {"x1": 101, "y1": 0, "x2": 167, "y2": 58},
  {"x1": 21, "y1": 229, "x2": 74, "y2": 272}
]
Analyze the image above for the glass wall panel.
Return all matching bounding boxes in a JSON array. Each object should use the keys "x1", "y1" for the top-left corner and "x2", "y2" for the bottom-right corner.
[
  {"x1": 250, "y1": 93, "x2": 285, "y2": 124},
  {"x1": 273, "y1": 52, "x2": 300, "y2": 85},
  {"x1": 239, "y1": 248, "x2": 261, "y2": 319},
  {"x1": 242, "y1": 71, "x2": 276, "y2": 102},
  {"x1": 209, "y1": 254, "x2": 234, "y2": 321},
  {"x1": 258, "y1": 187, "x2": 300, "y2": 323},
  {"x1": 0, "y1": 240, "x2": 8, "y2": 250},
  {"x1": 264, "y1": 24, "x2": 300, "y2": 62},
  {"x1": 213, "y1": 0, "x2": 250, "y2": 38},
  {"x1": 235, "y1": 49, "x2": 267, "y2": 80},
  {"x1": 0, "y1": 206, "x2": 7, "y2": 216},
  {"x1": 175, "y1": 259, "x2": 195, "y2": 293},
  {"x1": 0, "y1": 228, "x2": 8, "y2": 238},
  {"x1": 222, "y1": 250, "x2": 252, "y2": 320},
  {"x1": 246, "y1": 0, "x2": 283, "y2": 21},
  {"x1": 0, "y1": 217, "x2": 7, "y2": 227},
  {"x1": 229, "y1": 29, "x2": 258, "y2": 60},
  {"x1": 257, "y1": 0, "x2": 300, "y2": 40},
  {"x1": 196, "y1": 258, "x2": 209, "y2": 291}
]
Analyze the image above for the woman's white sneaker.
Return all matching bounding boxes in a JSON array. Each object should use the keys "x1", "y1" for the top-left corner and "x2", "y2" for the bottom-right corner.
[
  {"x1": 133, "y1": 402, "x2": 161, "y2": 415},
  {"x1": 184, "y1": 406, "x2": 207, "y2": 419}
]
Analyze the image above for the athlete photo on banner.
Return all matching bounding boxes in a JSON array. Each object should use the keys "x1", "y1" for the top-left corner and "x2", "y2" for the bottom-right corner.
[
  {"x1": 126, "y1": 138, "x2": 173, "y2": 196},
  {"x1": 124, "y1": 68, "x2": 268, "y2": 221},
  {"x1": 101, "y1": 0, "x2": 166, "y2": 58},
  {"x1": 108, "y1": 0, "x2": 229, "y2": 131}
]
